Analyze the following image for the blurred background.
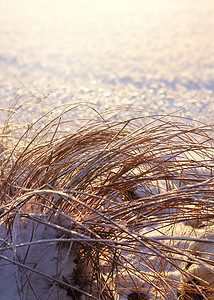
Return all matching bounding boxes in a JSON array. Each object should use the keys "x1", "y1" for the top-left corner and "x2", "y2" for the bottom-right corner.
[{"x1": 1, "y1": 0, "x2": 214, "y2": 122}]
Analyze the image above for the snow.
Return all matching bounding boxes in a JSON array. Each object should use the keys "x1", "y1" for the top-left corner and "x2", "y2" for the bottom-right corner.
[
  {"x1": 0, "y1": 214, "x2": 79, "y2": 300},
  {"x1": 181, "y1": 232, "x2": 214, "y2": 300},
  {"x1": 1, "y1": 206, "x2": 211, "y2": 299},
  {"x1": 1, "y1": 1, "x2": 214, "y2": 123}
]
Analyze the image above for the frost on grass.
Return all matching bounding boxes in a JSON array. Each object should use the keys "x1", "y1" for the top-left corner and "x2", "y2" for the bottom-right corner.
[{"x1": 0, "y1": 104, "x2": 214, "y2": 299}]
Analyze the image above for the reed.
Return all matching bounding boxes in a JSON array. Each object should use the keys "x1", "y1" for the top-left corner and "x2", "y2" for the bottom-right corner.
[{"x1": 0, "y1": 102, "x2": 214, "y2": 299}]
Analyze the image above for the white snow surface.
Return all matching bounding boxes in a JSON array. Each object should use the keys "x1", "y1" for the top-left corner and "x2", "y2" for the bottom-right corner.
[
  {"x1": 0, "y1": 214, "x2": 213, "y2": 299},
  {"x1": 0, "y1": 1, "x2": 214, "y2": 124},
  {"x1": 0, "y1": 214, "x2": 79, "y2": 300}
]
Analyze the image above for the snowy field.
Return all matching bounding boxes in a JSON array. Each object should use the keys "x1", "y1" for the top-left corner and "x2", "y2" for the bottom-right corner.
[
  {"x1": 1, "y1": 1, "x2": 214, "y2": 300},
  {"x1": 0, "y1": 0, "x2": 214, "y2": 123}
]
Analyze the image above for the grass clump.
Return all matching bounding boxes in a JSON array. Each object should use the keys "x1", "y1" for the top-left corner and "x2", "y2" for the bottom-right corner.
[{"x1": 0, "y1": 102, "x2": 214, "y2": 299}]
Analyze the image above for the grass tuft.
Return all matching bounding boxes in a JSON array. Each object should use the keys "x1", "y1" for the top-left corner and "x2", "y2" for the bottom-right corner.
[{"x1": 0, "y1": 101, "x2": 214, "y2": 299}]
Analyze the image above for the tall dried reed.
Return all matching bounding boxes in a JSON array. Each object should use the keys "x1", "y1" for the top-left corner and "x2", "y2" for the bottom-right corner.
[{"x1": 0, "y1": 103, "x2": 214, "y2": 299}]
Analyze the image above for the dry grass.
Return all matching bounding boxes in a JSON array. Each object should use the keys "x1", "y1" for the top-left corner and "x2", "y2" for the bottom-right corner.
[{"x1": 0, "y1": 101, "x2": 214, "y2": 299}]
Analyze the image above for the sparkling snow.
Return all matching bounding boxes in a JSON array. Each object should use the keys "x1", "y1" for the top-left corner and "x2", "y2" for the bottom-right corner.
[{"x1": 1, "y1": 1, "x2": 214, "y2": 123}]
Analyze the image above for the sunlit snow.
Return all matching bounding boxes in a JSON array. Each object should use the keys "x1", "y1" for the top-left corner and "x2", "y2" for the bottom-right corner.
[{"x1": 1, "y1": 1, "x2": 214, "y2": 123}]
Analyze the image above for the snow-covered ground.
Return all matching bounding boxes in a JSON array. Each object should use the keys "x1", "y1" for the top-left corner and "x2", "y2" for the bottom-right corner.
[
  {"x1": 1, "y1": 1, "x2": 214, "y2": 123},
  {"x1": 0, "y1": 212, "x2": 213, "y2": 299}
]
